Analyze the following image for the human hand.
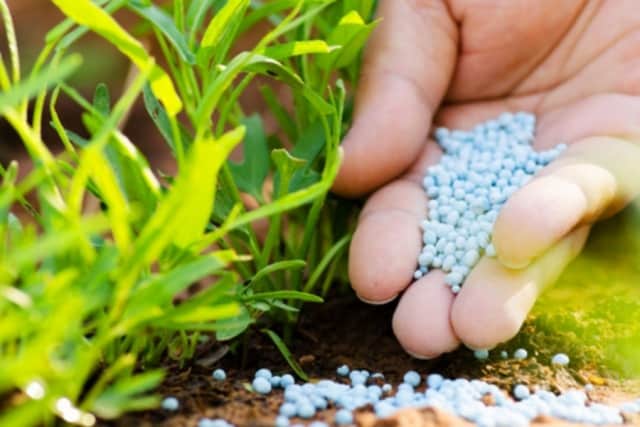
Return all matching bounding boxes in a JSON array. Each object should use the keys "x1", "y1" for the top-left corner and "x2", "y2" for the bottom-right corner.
[{"x1": 333, "y1": 0, "x2": 640, "y2": 358}]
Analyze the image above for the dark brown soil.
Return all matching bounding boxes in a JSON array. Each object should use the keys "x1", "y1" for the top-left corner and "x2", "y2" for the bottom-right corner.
[{"x1": 107, "y1": 295, "x2": 640, "y2": 427}]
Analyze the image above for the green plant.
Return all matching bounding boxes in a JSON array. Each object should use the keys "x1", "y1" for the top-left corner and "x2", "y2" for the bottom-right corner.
[{"x1": 0, "y1": 0, "x2": 376, "y2": 425}]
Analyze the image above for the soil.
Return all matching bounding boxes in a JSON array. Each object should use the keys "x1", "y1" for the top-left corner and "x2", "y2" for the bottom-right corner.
[{"x1": 107, "y1": 294, "x2": 640, "y2": 427}]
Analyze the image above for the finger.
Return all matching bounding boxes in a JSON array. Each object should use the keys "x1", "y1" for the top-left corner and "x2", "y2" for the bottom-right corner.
[
  {"x1": 392, "y1": 270, "x2": 460, "y2": 358},
  {"x1": 332, "y1": 0, "x2": 457, "y2": 197},
  {"x1": 494, "y1": 136, "x2": 640, "y2": 269},
  {"x1": 451, "y1": 225, "x2": 590, "y2": 350},
  {"x1": 348, "y1": 179, "x2": 426, "y2": 303},
  {"x1": 349, "y1": 142, "x2": 442, "y2": 302}
]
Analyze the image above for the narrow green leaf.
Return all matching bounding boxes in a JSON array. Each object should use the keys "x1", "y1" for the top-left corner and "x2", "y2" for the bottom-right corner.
[
  {"x1": 155, "y1": 303, "x2": 240, "y2": 325},
  {"x1": 302, "y1": 85, "x2": 334, "y2": 115},
  {"x1": 196, "y1": 52, "x2": 295, "y2": 131},
  {"x1": 270, "y1": 300, "x2": 300, "y2": 313},
  {"x1": 127, "y1": 126, "x2": 245, "y2": 277},
  {"x1": 171, "y1": 127, "x2": 245, "y2": 248},
  {"x1": 242, "y1": 54, "x2": 304, "y2": 87},
  {"x1": 143, "y1": 84, "x2": 176, "y2": 152},
  {"x1": 250, "y1": 260, "x2": 306, "y2": 285},
  {"x1": 317, "y1": 10, "x2": 379, "y2": 69},
  {"x1": 0, "y1": 0, "x2": 20, "y2": 85},
  {"x1": 93, "y1": 370, "x2": 163, "y2": 418},
  {"x1": 186, "y1": 0, "x2": 215, "y2": 32},
  {"x1": 240, "y1": 0, "x2": 295, "y2": 33},
  {"x1": 198, "y1": 0, "x2": 250, "y2": 64},
  {"x1": 263, "y1": 329, "x2": 308, "y2": 381},
  {"x1": 46, "y1": 0, "x2": 115, "y2": 44},
  {"x1": 129, "y1": 251, "x2": 235, "y2": 309},
  {"x1": 225, "y1": 180, "x2": 330, "y2": 231},
  {"x1": 55, "y1": 0, "x2": 127, "y2": 51},
  {"x1": 109, "y1": 370, "x2": 165, "y2": 396},
  {"x1": 258, "y1": 40, "x2": 334, "y2": 60},
  {"x1": 9, "y1": 214, "x2": 109, "y2": 271},
  {"x1": 303, "y1": 234, "x2": 351, "y2": 293},
  {"x1": 51, "y1": 0, "x2": 183, "y2": 116},
  {"x1": 119, "y1": 271, "x2": 240, "y2": 332},
  {"x1": 343, "y1": 0, "x2": 375, "y2": 20},
  {"x1": 245, "y1": 290, "x2": 322, "y2": 303},
  {"x1": 0, "y1": 54, "x2": 82, "y2": 114},
  {"x1": 128, "y1": 0, "x2": 196, "y2": 64},
  {"x1": 82, "y1": 114, "x2": 160, "y2": 221},
  {"x1": 81, "y1": 143, "x2": 134, "y2": 250}
]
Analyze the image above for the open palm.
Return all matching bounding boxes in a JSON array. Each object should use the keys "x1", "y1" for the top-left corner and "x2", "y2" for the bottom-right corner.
[{"x1": 333, "y1": 0, "x2": 640, "y2": 358}]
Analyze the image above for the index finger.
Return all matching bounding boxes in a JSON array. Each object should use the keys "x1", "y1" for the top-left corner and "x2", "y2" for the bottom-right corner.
[{"x1": 332, "y1": 0, "x2": 458, "y2": 197}]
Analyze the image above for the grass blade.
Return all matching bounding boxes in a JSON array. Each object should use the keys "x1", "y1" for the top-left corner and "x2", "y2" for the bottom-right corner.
[
  {"x1": 51, "y1": 0, "x2": 183, "y2": 116},
  {"x1": 198, "y1": 0, "x2": 250, "y2": 65},
  {"x1": 128, "y1": 0, "x2": 195, "y2": 64},
  {"x1": 249, "y1": 259, "x2": 306, "y2": 285},
  {"x1": 303, "y1": 233, "x2": 351, "y2": 293},
  {"x1": 317, "y1": 10, "x2": 379, "y2": 70},
  {"x1": 0, "y1": 54, "x2": 81, "y2": 114},
  {"x1": 263, "y1": 329, "x2": 308, "y2": 381},
  {"x1": 245, "y1": 290, "x2": 322, "y2": 303},
  {"x1": 258, "y1": 40, "x2": 334, "y2": 60}
]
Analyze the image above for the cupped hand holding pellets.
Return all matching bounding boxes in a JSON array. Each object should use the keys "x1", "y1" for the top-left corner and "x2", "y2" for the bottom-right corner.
[{"x1": 333, "y1": 0, "x2": 640, "y2": 358}]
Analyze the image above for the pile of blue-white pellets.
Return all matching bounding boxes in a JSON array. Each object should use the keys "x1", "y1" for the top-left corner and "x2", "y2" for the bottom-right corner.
[
  {"x1": 168, "y1": 363, "x2": 640, "y2": 427},
  {"x1": 416, "y1": 112, "x2": 567, "y2": 293}
]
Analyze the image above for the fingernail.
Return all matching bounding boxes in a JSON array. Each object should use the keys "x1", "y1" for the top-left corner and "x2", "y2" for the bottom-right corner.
[
  {"x1": 356, "y1": 293, "x2": 398, "y2": 305},
  {"x1": 406, "y1": 350, "x2": 436, "y2": 360}
]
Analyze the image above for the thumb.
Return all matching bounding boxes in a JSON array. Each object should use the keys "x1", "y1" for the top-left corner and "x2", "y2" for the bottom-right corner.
[{"x1": 332, "y1": 0, "x2": 457, "y2": 197}]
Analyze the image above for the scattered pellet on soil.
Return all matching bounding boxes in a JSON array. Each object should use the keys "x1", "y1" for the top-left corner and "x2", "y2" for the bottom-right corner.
[
  {"x1": 212, "y1": 368, "x2": 226, "y2": 381},
  {"x1": 552, "y1": 353, "x2": 571, "y2": 367},
  {"x1": 260, "y1": 367, "x2": 640, "y2": 426},
  {"x1": 514, "y1": 348, "x2": 529, "y2": 360},
  {"x1": 474, "y1": 349, "x2": 490, "y2": 360},
  {"x1": 160, "y1": 396, "x2": 179, "y2": 411}
]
